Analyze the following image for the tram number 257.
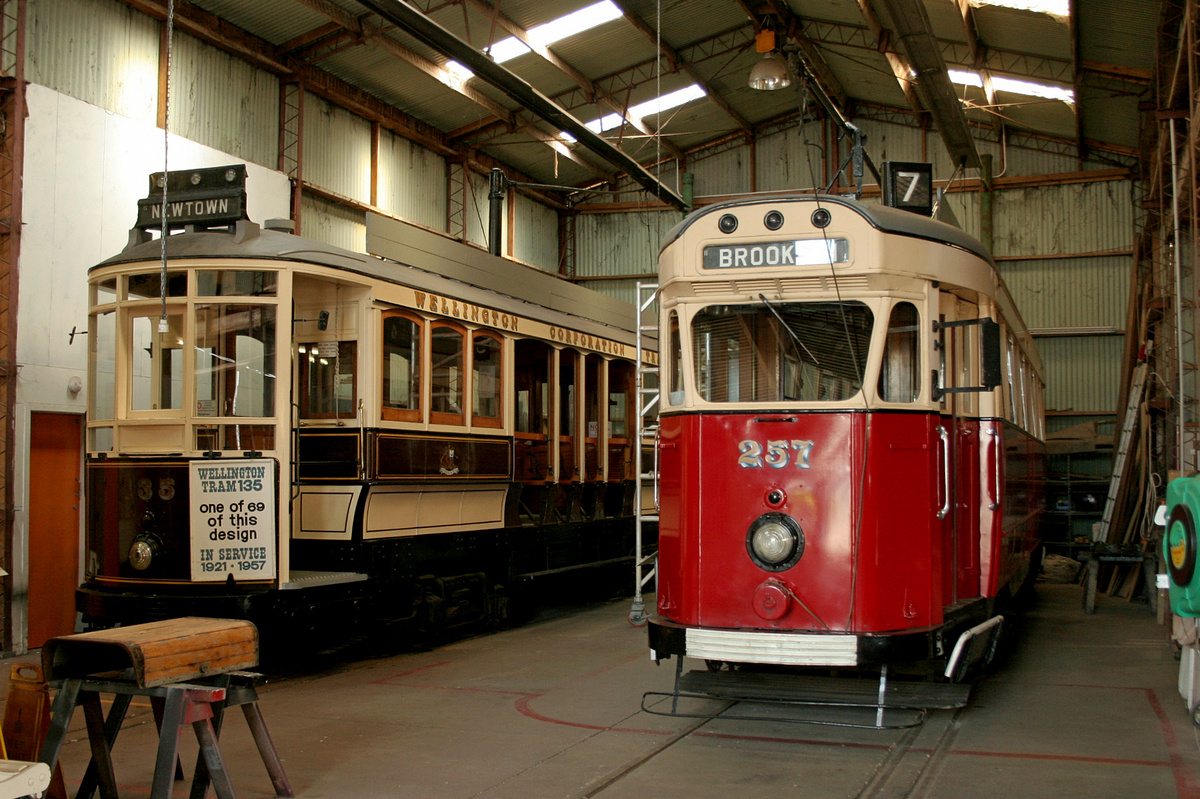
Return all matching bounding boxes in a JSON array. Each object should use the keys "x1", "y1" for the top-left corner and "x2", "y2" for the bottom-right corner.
[{"x1": 737, "y1": 439, "x2": 813, "y2": 469}]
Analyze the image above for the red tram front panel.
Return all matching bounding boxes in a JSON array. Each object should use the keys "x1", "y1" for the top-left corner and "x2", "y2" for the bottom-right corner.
[{"x1": 656, "y1": 409, "x2": 953, "y2": 653}]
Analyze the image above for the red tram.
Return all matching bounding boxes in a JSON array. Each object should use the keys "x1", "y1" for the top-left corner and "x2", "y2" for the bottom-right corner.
[{"x1": 646, "y1": 195, "x2": 1045, "y2": 685}]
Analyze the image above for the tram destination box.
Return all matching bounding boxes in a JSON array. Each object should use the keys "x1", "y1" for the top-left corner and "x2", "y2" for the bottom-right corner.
[{"x1": 42, "y1": 617, "x2": 258, "y2": 689}]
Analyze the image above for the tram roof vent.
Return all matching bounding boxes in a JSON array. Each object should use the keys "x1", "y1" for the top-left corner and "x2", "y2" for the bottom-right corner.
[{"x1": 264, "y1": 218, "x2": 296, "y2": 233}]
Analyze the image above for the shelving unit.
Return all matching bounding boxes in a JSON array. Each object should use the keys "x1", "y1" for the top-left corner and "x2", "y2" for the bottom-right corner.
[{"x1": 1043, "y1": 430, "x2": 1114, "y2": 556}]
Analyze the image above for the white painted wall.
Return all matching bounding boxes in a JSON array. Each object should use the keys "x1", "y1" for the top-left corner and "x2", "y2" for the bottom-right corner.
[{"x1": 14, "y1": 84, "x2": 289, "y2": 650}]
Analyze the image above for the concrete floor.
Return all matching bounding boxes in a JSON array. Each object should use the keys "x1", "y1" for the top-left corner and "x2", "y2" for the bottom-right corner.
[{"x1": 26, "y1": 581, "x2": 1200, "y2": 798}]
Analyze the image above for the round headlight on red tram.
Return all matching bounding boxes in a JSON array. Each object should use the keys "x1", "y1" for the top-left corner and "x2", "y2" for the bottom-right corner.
[{"x1": 745, "y1": 513, "x2": 804, "y2": 571}]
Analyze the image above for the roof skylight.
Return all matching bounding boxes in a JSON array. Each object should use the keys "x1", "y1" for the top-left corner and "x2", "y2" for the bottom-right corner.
[
  {"x1": 583, "y1": 84, "x2": 707, "y2": 134},
  {"x1": 972, "y1": 0, "x2": 1069, "y2": 16},
  {"x1": 949, "y1": 69, "x2": 1075, "y2": 104},
  {"x1": 486, "y1": 1, "x2": 622, "y2": 64}
]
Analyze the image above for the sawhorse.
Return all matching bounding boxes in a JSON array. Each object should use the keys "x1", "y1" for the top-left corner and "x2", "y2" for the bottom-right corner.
[{"x1": 39, "y1": 672, "x2": 292, "y2": 799}]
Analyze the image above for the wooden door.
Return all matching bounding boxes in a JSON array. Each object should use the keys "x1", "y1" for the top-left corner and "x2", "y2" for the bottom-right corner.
[{"x1": 28, "y1": 413, "x2": 82, "y2": 648}]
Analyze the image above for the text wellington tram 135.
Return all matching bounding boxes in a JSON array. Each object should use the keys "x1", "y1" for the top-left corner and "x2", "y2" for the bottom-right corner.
[
  {"x1": 645, "y1": 194, "x2": 1045, "y2": 705},
  {"x1": 78, "y1": 165, "x2": 657, "y2": 645}
]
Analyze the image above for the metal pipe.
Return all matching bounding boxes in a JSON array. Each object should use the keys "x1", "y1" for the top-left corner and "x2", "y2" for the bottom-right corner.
[
  {"x1": 980, "y1": 153, "x2": 994, "y2": 254},
  {"x1": 488, "y1": 168, "x2": 505, "y2": 257},
  {"x1": 1170, "y1": 119, "x2": 1187, "y2": 471},
  {"x1": 352, "y1": 0, "x2": 687, "y2": 210}
]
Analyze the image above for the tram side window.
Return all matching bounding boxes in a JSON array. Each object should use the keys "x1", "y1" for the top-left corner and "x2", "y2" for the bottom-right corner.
[
  {"x1": 878, "y1": 302, "x2": 921, "y2": 403},
  {"x1": 608, "y1": 361, "x2": 635, "y2": 480},
  {"x1": 515, "y1": 339, "x2": 552, "y2": 481},
  {"x1": 472, "y1": 331, "x2": 502, "y2": 428},
  {"x1": 559, "y1": 350, "x2": 578, "y2": 480},
  {"x1": 194, "y1": 304, "x2": 276, "y2": 417},
  {"x1": 91, "y1": 309, "x2": 116, "y2": 421},
  {"x1": 668, "y1": 311, "x2": 683, "y2": 405},
  {"x1": 382, "y1": 311, "x2": 421, "y2": 422},
  {"x1": 431, "y1": 322, "x2": 465, "y2": 425},
  {"x1": 1005, "y1": 332, "x2": 1020, "y2": 426},
  {"x1": 299, "y1": 342, "x2": 357, "y2": 418},
  {"x1": 131, "y1": 310, "x2": 184, "y2": 411}
]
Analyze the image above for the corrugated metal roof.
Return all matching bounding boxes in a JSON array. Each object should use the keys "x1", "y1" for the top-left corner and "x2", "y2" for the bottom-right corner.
[{"x1": 157, "y1": 0, "x2": 1153, "y2": 195}]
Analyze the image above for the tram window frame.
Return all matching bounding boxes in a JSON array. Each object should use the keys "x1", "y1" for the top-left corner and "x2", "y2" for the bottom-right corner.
[
  {"x1": 471, "y1": 330, "x2": 503, "y2": 429},
  {"x1": 90, "y1": 308, "x2": 116, "y2": 422},
  {"x1": 558, "y1": 349, "x2": 579, "y2": 481},
  {"x1": 299, "y1": 341, "x2": 357, "y2": 419},
  {"x1": 691, "y1": 301, "x2": 872, "y2": 404},
  {"x1": 193, "y1": 302, "x2": 277, "y2": 419},
  {"x1": 607, "y1": 360, "x2": 635, "y2": 481},
  {"x1": 381, "y1": 310, "x2": 423, "y2": 423},
  {"x1": 514, "y1": 338, "x2": 553, "y2": 482},
  {"x1": 668, "y1": 311, "x2": 683, "y2": 405},
  {"x1": 129, "y1": 308, "x2": 186, "y2": 413},
  {"x1": 430, "y1": 321, "x2": 466, "y2": 427},
  {"x1": 878, "y1": 301, "x2": 921, "y2": 403},
  {"x1": 126, "y1": 271, "x2": 187, "y2": 300}
]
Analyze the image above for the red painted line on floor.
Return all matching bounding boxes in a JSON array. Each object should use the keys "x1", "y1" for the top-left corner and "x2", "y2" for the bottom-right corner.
[
  {"x1": 512, "y1": 691, "x2": 672, "y2": 735},
  {"x1": 1146, "y1": 688, "x2": 1200, "y2": 799},
  {"x1": 370, "y1": 661, "x2": 452, "y2": 684}
]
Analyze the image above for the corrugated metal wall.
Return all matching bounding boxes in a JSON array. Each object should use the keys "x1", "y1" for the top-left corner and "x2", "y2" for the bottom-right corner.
[
  {"x1": 992, "y1": 181, "x2": 1133, "y2": 257},
  {"x1": 301, "y1": 193, "x2": 367, "y2": 254},
  {"x1": 377, "y1": 128, "x2": 447, "y2": 232},
  {"x1": 27, "y1": 0, "x2": 159, "y2": 124},
  {"x1": 303, "y1": 92, "x2": 372, "y2": 204},
  {"x1": 464, "y1": 170, "x2": 498, "y2": 252},
  {"x1": 575, "y1": 210, "x2": 683, "y2": 279},
  {"x1": 512, "y1": 193, "x2": 559, "y2": 271},
  {"x1": 169, "y1": 34, "x2": 278, "y2": 169},
  {"x1": 998, "y1": 256, "x2": 1128, "y2": 330},
  {"x1": 1036, "y1": 336, "x2": 1125, "y2": 415}
]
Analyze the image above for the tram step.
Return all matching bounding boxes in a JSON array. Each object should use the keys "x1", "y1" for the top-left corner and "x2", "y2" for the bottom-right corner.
[{"x1": 678, "y1": 669, "x2": 971, "y2": 710}]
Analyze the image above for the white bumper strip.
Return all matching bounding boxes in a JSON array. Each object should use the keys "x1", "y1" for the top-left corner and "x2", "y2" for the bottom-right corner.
[{"x1": 685, "y1": 628, "x2": 859, "y2": 666}]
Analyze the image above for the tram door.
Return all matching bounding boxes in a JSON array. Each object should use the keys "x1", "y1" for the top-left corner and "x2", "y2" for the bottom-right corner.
[
  {"x1": 28, "y1": 413, "x2": 82, "y2": 648},
  {"x1": 938, "y1": 295, "x2": 983, "y2": 607}
]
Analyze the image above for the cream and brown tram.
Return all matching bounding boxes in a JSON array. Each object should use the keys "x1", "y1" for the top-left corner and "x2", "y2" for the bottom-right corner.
[{"x1": 78, "y1": 166, "x2": 654, "y2": 643}]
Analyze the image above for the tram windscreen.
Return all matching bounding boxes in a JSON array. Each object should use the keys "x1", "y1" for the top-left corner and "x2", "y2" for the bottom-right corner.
[{"x1": 692, "y1": 302, "x2": 872, "y2": 403}]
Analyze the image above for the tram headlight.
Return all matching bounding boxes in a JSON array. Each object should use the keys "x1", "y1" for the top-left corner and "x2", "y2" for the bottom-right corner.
[
  {"x1": 746, "y1": 513, "x2": 804, "y2": 571},
  {"x1": 128, "y1": 533, "x2": 164, "y2": 571}
]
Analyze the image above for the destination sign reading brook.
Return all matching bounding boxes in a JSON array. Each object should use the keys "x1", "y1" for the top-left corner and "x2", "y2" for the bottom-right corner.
[{"x1": 703, "y1": 238, "x2": 850, "y2": 269}]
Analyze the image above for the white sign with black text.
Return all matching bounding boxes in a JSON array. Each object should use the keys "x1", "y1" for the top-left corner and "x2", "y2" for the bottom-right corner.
[{"x1": 189, "y1": 459, "x2": 277, "y2": 581}]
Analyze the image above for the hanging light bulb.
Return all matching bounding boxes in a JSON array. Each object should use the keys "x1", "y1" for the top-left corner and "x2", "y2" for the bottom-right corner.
[{"x1": 748, "y1": 28, "x2": 791, "y2": 91}]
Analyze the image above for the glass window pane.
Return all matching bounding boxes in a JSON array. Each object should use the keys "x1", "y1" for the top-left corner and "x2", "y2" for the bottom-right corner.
[
  {"x1": 92, "y1": 278, "x2": 117, "y2": 306},
  {"x1": 88, "y1": 426, "x2": 113, "y2": 453},
  {"x1": 301, "y1": 342, "x2": 356, "y2": 417},
  {"x1": 668, "y1": 311, "x2": 682, "y2": 404},
  {"x1": 90, "y1": 310, "x2": 116, "y2": 421},
  {"x1": 472, "y1": 333, "x2": 501, "y2": 423},
  {"x1": 878, "y1": 301, "x2": 920, "y2": 402},
  {"x1": 431, "y1": 325, "x2": 464, "y2": 419},
  {"x1": 131, "y1": 311, "x2": 184, "y2": 410},
  {"x1": 608, "y1": 361, "x2": 634, "y2": 438},
  {"x1": 197, "y1": 270, "x2": 278, "y2": 296},
  {"x1": 515, "y1": 339, "x2": 549, "y2": 435},
  {"x1": 383, "y1": 314, "x2": 420, "y2": 412},
  {"x1": 127, "y1": 271, "x2": 187, "y2": 300},
  {"x1": 194, "y1": 304, "x2": 276, "y2": 418},
  {"x1": 559, "y1": 351, "x2": 577, "y2": 436},
  {"x1": 692, "y1": 301, "x2": 872, "y2": 403}
]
